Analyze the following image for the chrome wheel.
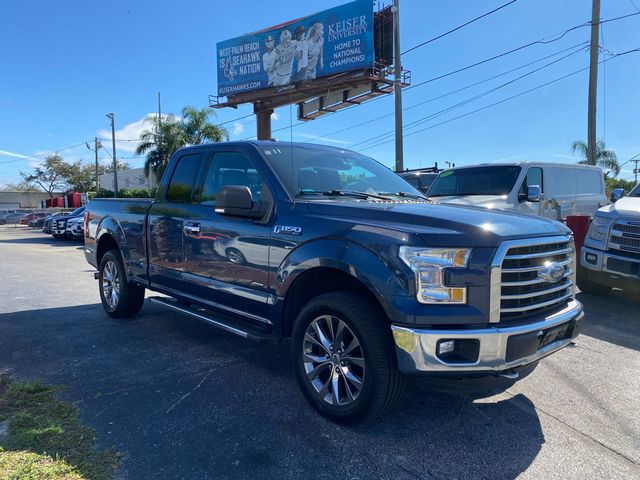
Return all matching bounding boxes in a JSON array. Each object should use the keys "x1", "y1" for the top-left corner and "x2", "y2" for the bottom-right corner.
[
  {"x1": 102, "y1": 260, "x2": 120, "y2": 309},
  {"x1": 303, "y1": 315, "x2": 365, "y2": 407}
]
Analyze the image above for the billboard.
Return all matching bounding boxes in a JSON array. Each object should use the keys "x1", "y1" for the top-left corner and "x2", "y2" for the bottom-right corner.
[{"x1": 216, "y1": 0, "x2": 374, "y2": 96}]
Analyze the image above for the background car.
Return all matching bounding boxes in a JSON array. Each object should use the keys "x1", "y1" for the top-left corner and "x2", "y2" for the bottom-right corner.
[
  {"x1": 0, "y1": 212, "x2": 27, "y2": 225},
  {"x1": 22, "y1": 212, "x2": 48, "y2": 227},
  {"x1": 65, "y1": 217, "x2": 84, "y2": 240},
  {"x1": 42, "y1": 212, "x2": 64, "y2": 234},
  {"x1": 397, "y1": 166, "x2": 440, "y2": 195},
  {"x1": 51, "y1": 206, "x2": 85, "y2": 239}
]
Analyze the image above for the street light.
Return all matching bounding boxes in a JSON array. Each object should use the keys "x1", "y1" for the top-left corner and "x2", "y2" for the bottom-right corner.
[{"x1": 106, "y1": 113, "x2": 118, "y2": 197}]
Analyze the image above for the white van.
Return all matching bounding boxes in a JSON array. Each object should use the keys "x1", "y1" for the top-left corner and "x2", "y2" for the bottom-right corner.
[{"x1": 426, "y1": 162, "x2": 607, "y2": 219}]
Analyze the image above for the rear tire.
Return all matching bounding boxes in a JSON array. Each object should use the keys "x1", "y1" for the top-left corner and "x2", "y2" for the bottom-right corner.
[
  {"x1": 99, "y1": 249, "x2": 145, "y2": 318},
  {"x1": 291, "y1": 292, "x2": 406, "y2": 422}
]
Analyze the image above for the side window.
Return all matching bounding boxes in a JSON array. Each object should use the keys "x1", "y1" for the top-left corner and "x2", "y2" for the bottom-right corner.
[
  {"x1": 166, "y1": 153, "x2": 202, "y2": 203},
  {"x1": 520, "y1": 167, "x2": 543, "y2": 195},
  {"x1": 200, "y1": 152, "x2": 263, "y2": 206}
]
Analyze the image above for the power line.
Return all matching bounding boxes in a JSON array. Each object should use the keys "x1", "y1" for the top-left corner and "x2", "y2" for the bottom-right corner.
[
  {"x1": 303, "y1": 42, "x2": 588, "y2": 144},
  {"x1": 350, "y1": 46, "x2": 587, "y2": 150},
  {"x1": 401, "y1": 0, "x2": 520, "y2": 55},
  {"x1": 405, "y1": 11, "x2": 640, "y2": 92},
  {"x1": 356, "y1": 48, "x2": 640, "y2": 152}
]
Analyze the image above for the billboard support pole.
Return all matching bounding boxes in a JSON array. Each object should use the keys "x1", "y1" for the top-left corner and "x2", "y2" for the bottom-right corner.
[
  {"x1": 255, "y1": 106, "x2": 273, "y2": 140},
  {"x1": 393, "y1": 0, "x2": 404, "y2": 172}
]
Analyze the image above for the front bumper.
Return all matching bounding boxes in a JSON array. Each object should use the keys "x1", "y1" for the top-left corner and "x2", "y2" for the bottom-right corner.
[
  {"x1": 392, "y1": 299, "x2": 583, "y2": 375},
  {"x1": 581, "y1": 245, "x2": 640, "y2": 280}
]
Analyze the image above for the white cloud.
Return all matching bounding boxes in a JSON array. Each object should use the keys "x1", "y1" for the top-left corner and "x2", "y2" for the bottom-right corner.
[
  {"x1": 96, "y1": 114, "x2": 158, "y2": 154},
  {"x1": 271, "y1": 112, "x2": 280, "y2": 121},
  {"x1": 232, "y1": 122, "x2": 245, "y2": 136},
  {"x1": 0, "y1": 149, "x2": 42, "y2": 162}
]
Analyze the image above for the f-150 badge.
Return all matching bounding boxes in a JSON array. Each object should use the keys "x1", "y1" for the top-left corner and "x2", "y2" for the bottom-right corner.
[{"x1": 274, "y1": 225, "x2": 302, "y2": 235}]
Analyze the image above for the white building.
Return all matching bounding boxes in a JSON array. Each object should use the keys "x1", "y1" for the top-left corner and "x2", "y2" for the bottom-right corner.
[
  {"x1": 99, "y1": 167, "x2": 157, "y2": 191},
  {"x1": 0, "y1": 191, "x2": 63, "y2": 209}
]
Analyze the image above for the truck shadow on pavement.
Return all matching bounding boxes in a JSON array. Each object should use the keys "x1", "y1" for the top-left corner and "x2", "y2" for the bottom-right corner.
[
  {"x1": 577, "y1": 291, "x2": 640, "y2": 352},
  {"x1": 0, "y1": 235, "x2": 81, "y2": 247},
  {"x1": 0, "y1": 302, "x2": 544, "y2": 480}
]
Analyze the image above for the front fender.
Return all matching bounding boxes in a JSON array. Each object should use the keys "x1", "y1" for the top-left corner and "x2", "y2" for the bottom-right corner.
[{"x1": 275, "y1": 238, "x2": 411, "y2": 316}]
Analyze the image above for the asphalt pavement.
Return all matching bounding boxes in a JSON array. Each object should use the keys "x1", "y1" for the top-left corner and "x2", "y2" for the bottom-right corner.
[{"x1": 0, "y1": 226, "x2": 638, "y2": 480}]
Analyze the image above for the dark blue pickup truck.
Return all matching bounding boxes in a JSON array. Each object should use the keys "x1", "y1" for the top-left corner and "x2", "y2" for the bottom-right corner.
[{"x1": 84, "y1": 141, "x2": 583, "y2": 420}]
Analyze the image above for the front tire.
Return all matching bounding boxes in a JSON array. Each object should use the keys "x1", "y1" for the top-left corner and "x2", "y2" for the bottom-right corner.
[
  {"x1": 291, "y1": 292, "x2": 406, "y2": 422},
  {"x1": 99, "y1": 249, "x2": 145, "y2": 318}
]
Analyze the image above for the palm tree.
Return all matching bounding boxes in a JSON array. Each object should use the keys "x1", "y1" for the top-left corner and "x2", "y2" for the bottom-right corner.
[
  {"x1": 136, "y1": 107, "x2": 229, "y2": 179},
  {"x1": 181, "y1": 106, "x2": 229, "y2": 144},
  {"x1": 571, "y1": 140, "x2": 620, "y2": 177},
  {"x1": 136, "y1": 115, "x2": 187, "y2": 179}
]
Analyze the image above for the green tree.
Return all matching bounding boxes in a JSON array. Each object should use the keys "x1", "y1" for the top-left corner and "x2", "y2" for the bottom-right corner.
[
  {"x1": 135, "y1": 114, "x2": 187, "y2": 180},
  {"x1": 135, "y1": 107, "x2": 229, "y2": 179},
  {"x1": 181, "y1": 106, "x2": 229, "y2": 144},
  {"x1": 571, "y1": 140, "x2": 621, "y2": 177},
  {"x1": 20, "y1": 154, "x2": 74, "y2": 197}
]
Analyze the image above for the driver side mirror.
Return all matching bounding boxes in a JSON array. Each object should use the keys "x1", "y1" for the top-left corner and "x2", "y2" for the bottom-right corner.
[
  {"x1": 527, "y1": 185, "x2": 541, "y2": 202},
  {"x1": 610, "y1": 188, "x2": 624, "y2": 203},
  {"x1": 215, "y1": 186, "x2": 264, "y2": 219}
]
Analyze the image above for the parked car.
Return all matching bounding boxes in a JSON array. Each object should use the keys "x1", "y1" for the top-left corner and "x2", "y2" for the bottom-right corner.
[
  {"x1": 427, "y1": 162, "x2": 607, "y2": 219},
  {"x1": 578, "y1": 183, "x2": 640, "y2": 294},
  {"x1": 84, "y1": 141, "x2": 583, "y2": 421},
  {"x1": 0, "y1": 212, "x2": 27, "y2": 225},
  {"x1": 51, "y1": 207, "x2": 85, "y2": 239},
  {"x1": 65, "y1": 216, "x2": 84, "y2": 240},
  {"x1": 42, "y1": 212, "x2": 64, "y2": 234},
  {"x1": 397, "y1": 166, "x2": 440, "y2": 195},
  {"x1": 21, "y1": 212, "x2": 48, "y2": 226}
]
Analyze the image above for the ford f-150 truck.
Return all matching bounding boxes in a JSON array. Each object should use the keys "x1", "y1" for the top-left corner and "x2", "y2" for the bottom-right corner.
[
  {"x1": 84, "y1": 141, "x2": 583, "y2": 421},
  {"x1": 579, "y1": 183, "x2": 640, "y2": 294}
]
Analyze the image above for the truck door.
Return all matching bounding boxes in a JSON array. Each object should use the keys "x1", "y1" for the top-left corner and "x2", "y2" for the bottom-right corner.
[
  {"x1": 182, "y1": 150, "x2": 271, "y2": 321},
  {"x1": 147, "y1": 151, "x2": 205, "y2": 292}
]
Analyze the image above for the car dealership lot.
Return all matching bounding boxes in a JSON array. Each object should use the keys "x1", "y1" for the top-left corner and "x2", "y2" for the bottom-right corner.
[{"x1": 0, "y1": 225, "x2": 638, "y2": 480}]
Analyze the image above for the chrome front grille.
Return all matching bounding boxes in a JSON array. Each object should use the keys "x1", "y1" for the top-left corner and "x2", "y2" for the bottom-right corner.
[
  {"x1": 609, "y1": 219, "x2": 640, "y2": 253},
  {"x1": 490, "y1": 236, "x2": 575, "y2": 323}
]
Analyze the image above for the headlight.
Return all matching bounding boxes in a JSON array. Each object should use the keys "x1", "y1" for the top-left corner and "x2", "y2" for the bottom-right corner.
[
  {"x1": 399, "y1": 247, "x2": 471, "y2": 304},
  {"x1": 587, "y1": 215, "x2": 613, "y2": 242}
]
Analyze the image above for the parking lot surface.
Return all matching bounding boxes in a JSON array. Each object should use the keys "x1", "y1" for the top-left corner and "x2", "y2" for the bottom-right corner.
[{"x1": 0, "y1": 226, "x2": 638, "y2": 480}]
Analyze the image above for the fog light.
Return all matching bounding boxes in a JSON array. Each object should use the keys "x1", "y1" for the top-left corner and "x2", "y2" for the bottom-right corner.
[
  {"x1": 438, "y1": 340, "x2": 455, "y2": 355},
  {"x1": 436, "y1": 339, "x2": 480, "y2": 364},
  {"x1": 586, "y1": 253, "x2": 597, "y2": 265}
]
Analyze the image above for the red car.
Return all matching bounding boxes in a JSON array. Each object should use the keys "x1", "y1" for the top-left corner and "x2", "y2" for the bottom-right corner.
[{"x1": 19, "y1": 212, "x2": 48, "y2": 225}]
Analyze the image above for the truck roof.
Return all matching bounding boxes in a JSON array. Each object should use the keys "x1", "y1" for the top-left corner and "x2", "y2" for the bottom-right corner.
[
  {"x1": 444, "y1": 161, "x2": 603, "y2": 172},
  {"x1": 175, "y1": 140, "x2": 350, "y2": 154}
]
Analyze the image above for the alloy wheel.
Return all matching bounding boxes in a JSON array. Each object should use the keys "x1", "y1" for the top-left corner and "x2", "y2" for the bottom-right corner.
[
  {"x1": 302, "y1": 315, "x2": 365, "y2": 407},
  {"x1": 102, "y1": 260, "x2": 121, "y2": 309}
]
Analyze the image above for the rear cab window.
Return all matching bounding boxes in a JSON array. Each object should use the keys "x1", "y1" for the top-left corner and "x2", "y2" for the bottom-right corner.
[{"x1": 166, "y1": 153, "x2": 203, "y2": 203}]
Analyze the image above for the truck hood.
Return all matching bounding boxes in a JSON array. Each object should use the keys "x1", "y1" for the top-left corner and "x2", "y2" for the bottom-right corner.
[
  {"x1": 428, "y1": 195, "x2": 510, "y2": 209},
  {"x1": 304, "y1": 200, "x2": 569, "y2": 247},
  {"x1": 596, "y1": 196, "x2": 640, "y2": 216}
]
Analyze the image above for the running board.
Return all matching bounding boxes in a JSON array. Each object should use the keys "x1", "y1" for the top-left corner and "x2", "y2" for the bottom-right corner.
[{"x1": 148, "y1": 297, "x2": 279, "y2": 345}]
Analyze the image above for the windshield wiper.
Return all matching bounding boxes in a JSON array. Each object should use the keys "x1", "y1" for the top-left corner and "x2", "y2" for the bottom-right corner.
[
  {"x1": 378, "y1": 191, "x2": 427, "y2": 200},
  {"x1": 297, "y1": 189, "x2": 392, "y2": 200}
]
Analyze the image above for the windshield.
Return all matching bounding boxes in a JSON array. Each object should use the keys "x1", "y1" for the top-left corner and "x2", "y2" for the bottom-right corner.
[
  {"x1": 428, "y1": 166, "x2": 522, "y2": 197},
  {"x1": 259, "y1": 145, "x2": 423, "y2": 199},
  {"x1": 70, "y1": 207, "x2": 84, "y2": 216},
  {"x1": 630, "y1": 184, "x2": 640, "y2": 197}
]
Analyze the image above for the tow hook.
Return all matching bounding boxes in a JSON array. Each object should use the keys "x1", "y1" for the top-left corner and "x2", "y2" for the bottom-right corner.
[{"x1": 498, "y1": 370, "x2": 519, "y2": 380}]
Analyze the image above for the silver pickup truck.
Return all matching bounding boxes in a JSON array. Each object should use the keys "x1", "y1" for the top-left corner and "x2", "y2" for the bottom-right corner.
[{"x1": 579, "y1": 184, "x2": 640, "y2": 294}]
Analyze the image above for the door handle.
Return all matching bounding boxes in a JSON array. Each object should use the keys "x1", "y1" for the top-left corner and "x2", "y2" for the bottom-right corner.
[{"x1": 183, "y1": 223, "x2": 201, "y2": 235}]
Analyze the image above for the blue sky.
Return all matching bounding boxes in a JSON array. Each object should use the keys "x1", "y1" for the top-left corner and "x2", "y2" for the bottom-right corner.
[{"x1": 1, "y1": 0, "x2": 639, "y2": 188}]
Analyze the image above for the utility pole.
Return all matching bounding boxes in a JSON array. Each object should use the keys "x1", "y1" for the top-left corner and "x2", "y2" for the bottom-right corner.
[
  {"x1": 634, "y1": 159, "x2": 639, "y2": 183},
  {"x1": 393, "y1": 0, "x2": 404, "y2": 172},
  {"x1": 86, "y1": 138, "x2": 102, "y2": 192},
  {"x1": 587, "y1": 0, "x2": 601, "y2": 166},
  {"x1": 106, "y1": 113, "x2": 118, "y2": 197}
]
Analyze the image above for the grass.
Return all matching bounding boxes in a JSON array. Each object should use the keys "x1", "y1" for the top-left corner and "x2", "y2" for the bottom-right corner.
[{"x1": 0, "y1": 375, "x2": 118, "y2": 480}]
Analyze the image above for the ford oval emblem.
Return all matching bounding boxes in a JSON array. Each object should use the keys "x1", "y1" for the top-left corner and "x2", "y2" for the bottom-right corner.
[{"x1": 538, "y1": 262, "x2": 565, "y2": 283}]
